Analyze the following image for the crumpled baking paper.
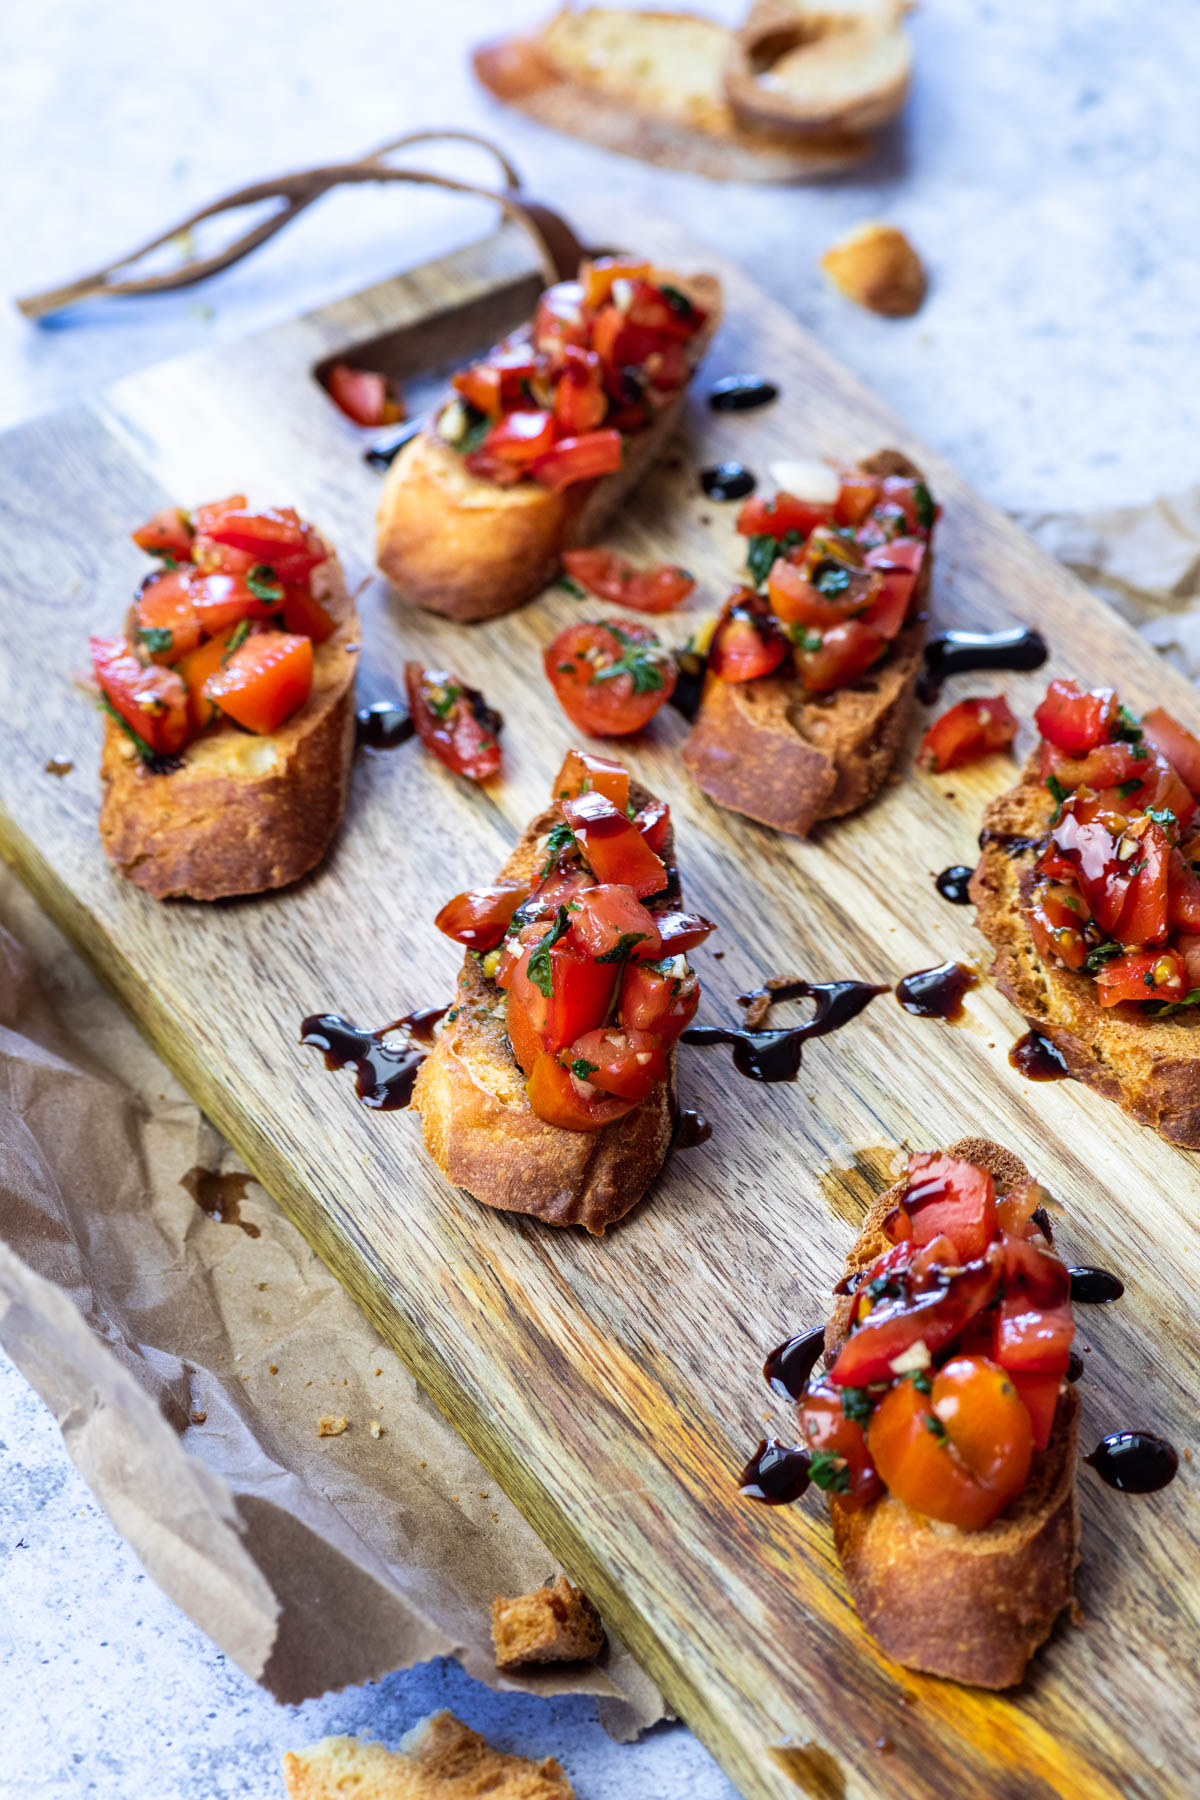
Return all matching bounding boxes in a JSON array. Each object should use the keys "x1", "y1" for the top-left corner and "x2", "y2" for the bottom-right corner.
[{"x1": 3, "y1": 480, "x2": 1198, "y2": 1735}]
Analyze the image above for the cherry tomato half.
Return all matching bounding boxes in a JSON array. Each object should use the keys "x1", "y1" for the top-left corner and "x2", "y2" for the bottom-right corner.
[
  {"x1": 544, "y1": 620, "x2": 675, "y2": 737},
  {"x1": 563, "y1": 548, "x2": 695, "y2": 613},
  {"x1": 435, "y1": 884, "x2": 527, "y2": 952},
  {"x1": 404, "y1": 663, "x2": 502, "y2": 783},
  {"x1": 867, "y1": 1357, "x2": 1033, "y2": 1529},
  {"x1": 552, "y1": 746, "x2": 630, "y2": 810}
]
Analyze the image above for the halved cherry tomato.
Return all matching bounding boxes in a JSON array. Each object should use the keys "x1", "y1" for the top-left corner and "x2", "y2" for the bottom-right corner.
[
  {"x1": 281, "y1": 583, "x2": 337, "y2": 643},
  {"x1": 1141, "y1": 707, "x2": 1200, "y2": 797},
  {"x1": 326, "y1": 362, "x2": 405, "y2": 428},
  {"x1": 1116, "y1": 818, "x2": 1170, "y2": 945},
  {"x1": 633, "y1": 798, "x2": 670, "y2": 853},
  {"x1": 175, "y1": 625, "x2": 240, "y2": 734},
  {"x1": 435, "y1": 884, "x2": 527, "y2": 952},
  {"x1": 888, "y1": 1152, "x2": 998, "y2": 1263},
  {"x1": 766, "y1": 552, "x2": 878, "y2": 631},
  {"x1": 563, "y1": 1025, "x2": 667, "y2": 1102},
  {"x1": 918, "y1": 695, "x2": 1018, "y2": 773},
  {"x1": 553, "y1": 346, "x2": 609, "y2": 435},
  {"x1": 1034, "y1": 679, "x2": 1117, "y2": 756},
  {"x1": 561, "y1": 790, "x2": 668, "y2": 896},
  {"x1": 132, "y1": 506, "x2": 194, "y2": 561},
  {"x1": 205, "y1": 631, "x2": 313, "y2": 735},
  {"x1": 562, "y1": 548, "x2": 694, "y2": 613},
  {"x1": 525, "y1": 1051, "x2": 636, "y2": 1131},
  {"x1": 834, "y1": 467, "x2": 881, "y2": 527},
  {"x1": 531, "y1": 429, "x2": 623, "y2": 492},
  {"x1": 552, "y1": 747, "x2": 630, "y2": 810},
  {"x1": 708, "y1": 589, "x2": 788, "y2": 682},
  {"x1": 134, "y1": 569, "x2": 202, "y2": 664},
  {"x1": 199, "y1": 504, "x2": 326, "y2": 584},
  {"x1": 799, "y1": 1377, "x2": 883, "y2": 1508},
  {"x1": 1010, "y1": 1372, "x2": 1061, "y2": 1451},
  {"x1": 404, "y1": 663, "x2": 502, "y2": 782},
  {"x1": 618, "y1": 958, "x2": 699, "y2": 1041},
  {"x1": 1094, "y1": 947, "x2": 1185, "y2": 1006},
  {"x1": 90, "y1": 635, "x2": 190, "y2": 756},
  {"x1": 793, "y1": 618, "x2": 887, "y2": 694},
  {"x1": 544, "y1": 620, "x2": 675, "y2": 737},
  {"x1": 736, "y1": 491, "x2": 833, "y2": 539},
  {"x1": 867, "y1": 1357, "x2": 1033, "y2": 1529},
  {"x1": 1026, "y1": 878, "x2": 1089, "y2": 971},
  {"x1": 566, "y1": 885, "x2": 663, "y2": 963},
  {"x1": 506, "y1": 935, "x2": 616, "y2": 1070}
]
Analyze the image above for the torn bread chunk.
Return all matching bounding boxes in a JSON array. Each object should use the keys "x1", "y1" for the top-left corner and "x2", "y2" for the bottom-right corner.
[
  {"x1": 491, "y1": 1576, "x2": 605, "y2": 1668},
  {"x1": 282, "y1": 1711, "x2": 573, "y2": 1800}
]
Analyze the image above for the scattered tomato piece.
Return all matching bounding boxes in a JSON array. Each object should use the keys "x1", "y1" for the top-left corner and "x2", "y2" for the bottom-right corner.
[{"x1": 918, "y1": 695, "x2": 1018, "y2": 773}]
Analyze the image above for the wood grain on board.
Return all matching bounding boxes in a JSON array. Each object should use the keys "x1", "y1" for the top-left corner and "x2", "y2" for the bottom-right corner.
[{"x1": 0, "y1": 213, "x2": 1196, "y2": 1800}]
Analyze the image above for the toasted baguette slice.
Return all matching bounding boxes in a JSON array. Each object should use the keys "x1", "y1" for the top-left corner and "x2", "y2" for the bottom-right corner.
[
  {"x1": 971, "y1": 765, "x2": 1200, "y2": 1147},
  {"x1": 473, "y1": 11, "x2": 870, "y2": 183},
  {"x1": 824, "y1": 1137, "x2": 1079, "y2": 1688},
  {"x1": 376, "y1": 271, "x2": 721, "y2": 623},
  {"x1": 412, "y1": 780, "x2": 676, "y2": 1233},
  {"x1": 282, "y1": 1711, "x2": 573, "y2": 1800},
  {"x1": 681, "y1": 449, "x2": 929, "y2": 836},
  {"x1": 98, "y1": 549, "x2": 358, "y2": 900},
  {"x1": 724, "y1": 0, "x2": 912, "y2": 138}
]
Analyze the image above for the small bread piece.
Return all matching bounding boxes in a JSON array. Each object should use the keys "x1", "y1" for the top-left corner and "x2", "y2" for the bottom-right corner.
[
  {"x1": 412, "y1": 781, "x2": 676, "y2": 1233},
  {"x1": 725, "y1": 0, "x2": 913, "y2": 138},
  {"x1": 376, "y1": 273, "x2": 721, "y2": 623},
  {"x1": 491, "y1": 1575, "x2": 605, "y2": 1668},
  {"x1": 681, "y1": 449, "x2": 929, "y2": 836},
  {"x1": 824, "y1": 1137, "x2": 1080, "y2": 1689},
  {"x1": 821, "y1": 221, "x2": 927, "y2": 317},
  {"x1": 98, "y1": 550, "x2": 357, "y2": 900},
  {"x1": 473, "y1": 11, "x2": 869, "y2": 183},
  {"x1": 971, "y1": 768, "x2": 1200, "y2": 1147},
  {"x1": 282, "y1": 1711, "x2": 573, "y2": 1800}
]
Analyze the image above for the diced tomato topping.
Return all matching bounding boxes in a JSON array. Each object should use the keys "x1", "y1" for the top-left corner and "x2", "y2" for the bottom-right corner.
[
  {"x1": 505, "y1": 933, "x2": 616, "y2": 1070},
  {"x1": 830, "y1": 1255, "x2": 999, "y2": 1388},
  {"x1": 90, "y1": 635, "x2": 190, "y2": 756},
  {"x1": 562, "y1": 1025, "x2": 667, "y2": 1102},
  {"x1": 326, "y1": 362, "x2": 405, "y2": 427},
  {"x1": 859, "y1": 567, "x2": 916, "y2": 640},
  {"x1": 473, "y1": 409, "x2": 556, "y2": 472},
  {"x1": 579, "y1": 256, "x2": 653, "y2": 311},
  {"x1": 619, "y1": 958, "x2": 700, "y2": 1041},
  {"x1": 655, "y1": 910, "x2": 716, "y2": 955},
  {"x1": 887, "y1": 1152, "x2": 998, "y2": 1262},
  {"x1": 1094, "y1": 947, "x2": 1185, "y2": 1006},
  {"x1": 1010, "y1": 1372, "x2": 1061, "y2": 1451},
  {"x1": 552, "y1": 747, "x2": 631, "y2": 810},
  {"x1": 1168, "y1": 849, "x2": 1200, "y2": 931},
  {"x1": 794, "y1": 619, "x2": 887, "y2": 695},
  {"x1": 404, "y1": 663, "x2": 502, "y2": 783},
  {"x1": 565, "y1": 885, "x2": 663, "y2": 963},
  {"x1": 766, "y1": 549, "x2": 879, "y2": 631},
  {"x1": 134, "y1": 569, "x2": 202, "y2": 664},
  {"x1": 562, "y1": 548, "x2": 694, "y2": 613},
  {"x1": 633, "y1": 797, "x2": 671, "y2": 853},
  {"x1": 198, "y1": 505, "x2": 326, "y2": 584},
  {"x1": 993, "y1": 1294, "x2": 1074, "y2": 1377},
  {"x1": 544, "y1": 620, "x2": 675, "y2": 736},
  {"x1": 1034, "y1": 679, "x2": 1118, "y2": 756},
  {"x1": 708, "y1": 589, "x2": 788, "y2": 682},
  {"x1": 1141, "y1": 707, "x2": 1200, "y2": 797},
  {"x1": 132, "y1": 506, "x2": 194, "y2": 561},
  {"x1": 561, "y1": 790, "x2": 667, "y2": 897},
  {"x1": 918, "y1": 695, "x2": 1018, "y2": 773},
  {"x1": 281, "y1": 584, "x2": 337, "y2": 643},
  {"x1": 834, "y1": 468, "x2": 881, "y2": 527},
  {"x1": 531, "y1": 429, "x2": 623, "y2": 492},
  {"x1": 1116, "y1": 819, "x2": 1170, "y2": 944},
  {"x1": 525, "y1": 1052, "x2": 636, "y2": 1131},
  {"x1": 799, "y1": 1377, "x2": 883, "y2": 1507},
  {"x1": 736, "y1": 492, "x2": 834, "y2": 539},
  {"x1": 175, "y1": 626, "x2": 238, "y2": 734},
  {"x1": 533, "y1": 281, "x2": 589, "y2": 365},
  {"x1": 205, "y1": 631, "x2": 313, "y2": 735},
  {"x1": 1026, "y1": 878, "x2": 1089, "y2": 971},
  {"x1": 435, "y1": 884, "x2": 527, "y2": 952},
  {"x1": 552, "y1": 346, "x2": 609, "y2": 435},
  {"x1": 867, "y1": 1358, "x2": 1033, "y2": 1529}
]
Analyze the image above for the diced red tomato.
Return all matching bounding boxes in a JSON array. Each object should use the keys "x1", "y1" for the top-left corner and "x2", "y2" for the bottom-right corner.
[
  {"x1": 579, "y1": 257, "x2": 653, "y2": 310},
  {"x1": 404, "y1": 663, "x2": 502, "y2": 783},
  {"x1": 132, "y1": 506, "x2": 194, "y2": 561},
  {"x1": 863, "y1": 535, "x2": 926, "y2": 575},
  {"x1": 562, "y1": 548, "x2": 694, "y2": 613},
  {"x1": 1034, "y1": 679, "x2": 1118, "y2": 756},
  {"x1": 799, "y1": 1377, "x2": 883, "y2": 1508},
  {"x1": 533, "y1": 281, "x2": 589, "y2": 365},
  {"x1": 134, "y1": 569, "x2": 202, "y2": 664},
  {"x1": 708, "y1": 589, "x2": 788, "y2": 682},
  {"x1": 561, "y1": 791, "x2": 667, "y2": 897},
  {"x1": 1046, "y1": 794, "x2": 1129, "y2": 935},
  {"x1": 198, "y1": 505, "x2": 326, "y2": 584},
  {"x1": 1116, "y1": 819, "x2": 1170, "y2": 945},
  {"x1": 794, "y1": 619, "x2": 887, "y2": 694},
  {"x1": 188, "y1": 571, "x2": 257, "y2": 634},
  {"x1": 830, "y1": 1258, "x2": 998, "y2": 1388},
  {"x1": 205, "y1": 631, "x2": 313, "y2": 735},
  {"x1": 553, "y1": 346, "x2": 608, "y2": 435},
  {"x1": 867, "y1": 1358, "x2": 1033, "y2": 1529},
  {"x1": 281, "y1": 584, "x2": 337, "y2": 644},
  {"x1": 860, "y1": 569, "x2": 916, "y2": 640},
  {"x1": 1141, "y1": 707, "x2": 1200, "y2": 797},
  {"x1": 834, "y1": 467, "x2": 881, "y2": 527},
  {"x1": 505, "y1": 937, "x2": 616, "y2": 1070},
  {"x1": 176, "y1": 625, "x2": 239, "y2": 734},
  {"x1": 326, "y1": 362, "x2": 405, "y2": 427},
  {"x1": 655, "y1": 910, "x2": 716, "y2": 956},
  {"x1": 633, "y1": 798, "x2": 670, "y2": 853},
  {"x1": 1026, "y1": 878, "x2": 1089, "y2": 971},
  {"x1": 918, "y1": 695, "x2": 1018, "y2": 773},
  {"x1": 618, "y1": 959, "x2": 699, "y2": 1041},
  {"x1": 889, "y1": 1152, "x2": 998, "y2": 1262},
  {"x1": 562, "y1": 1025, "x2": 667, "y2": 1102},
  {"x1": 993, "y1": 1296, "x2": 1074, "y2": 1377},
  {"x1": 90, "y1": 635, "x2": 190, "y2": 756},
  {"x1": 1168, "y1": 849, "x2": 1200, "y2": 931},
  {"x1": 1094, "y1": 947, "x2": 1185, "y2": 1006},
  {"x1": 531, "y1": 429, "x2": 623, "y2": 492},
  {"x1": 1010, "y1": 1372, "x2": 1062, "y2": 1451},
  {"x1": 544, "y1": 620, "x2": 675, "y2": 736},
  {"x1": 766, "y1": 553, "x2": 878, "y2": 631},
  {"x1": 566, "y1": 885, "x2": 663, "y2": 963},
  {"x1": 525, "y1": 1051, "x2": 636, "y2": 1131},
  {"x1": 435, "y1": 884, "x2": 527, "y2": 952},
  {"x1": 552, "y1": 747, "x2": 630, "y2": 810},
  {"x1": 471, "y1": 410, "x2": 556, "y2": 475},
  {"x1": 736, "y1": 491, "x2": 833, "y2": 539}
]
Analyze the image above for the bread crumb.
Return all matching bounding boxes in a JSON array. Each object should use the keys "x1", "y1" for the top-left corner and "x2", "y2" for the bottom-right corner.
[
  {"x1": 821, "y1": 222, "x2": 926, "y2": 317},
  {"x1": 269, "y1": 1364, "x2": 279, "y2": 1374},
  {"x1": 190, "y1": 1410, "x2": 207, "y2": 1425},
  {"x1": 281, "y1": 1711, "x2": 572, "y2": 1799},
  {"x1": 369, "y1": 1420, "x2": 384, "y2": 1439},
  {"x1": 375, "y1": 1367, "x2": 383, "y2": 1376},
  {"x1": 317, "y1": 1414, "x2": 349, "y2": 1437},
  {"x1": 491, "y1": 1576, "x2": 605, "y2": 1669}
]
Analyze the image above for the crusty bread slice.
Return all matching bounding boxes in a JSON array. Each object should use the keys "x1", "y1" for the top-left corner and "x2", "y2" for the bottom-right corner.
[
  {"x1": 971, "y1": 766, "x2": 1200, "y2": 1147},
  {"x1": 681, "y1": 448, "x2": 929, "y2": 837},
  {"x1": 823, "y1": 1136, "x2": 1079, "y2": 1689},
  {"x1": 376, "y1": 272, "x2": 721, "y2": 623},
  {"x1": 491, "y1": 1575, "x2": 605, "y2": 1668},
  {"x1": 97, "y1": 549, "x2": 358, "y2": 901},
  {"x1": 282, "y1": 1710, "x2": 573, "y2": 1800},
  {"x1": 472, "y1": 11, "x2": 869, "y2": 183},
  {"x1": 724, "y1": 0, "x2": 913, "y2": 138},
  {"x1": 411, "y1": 782, "x2": 677, "y2": 1233}
]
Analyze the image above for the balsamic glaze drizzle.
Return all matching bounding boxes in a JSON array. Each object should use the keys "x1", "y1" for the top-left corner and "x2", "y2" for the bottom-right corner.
[
  {"x1": 1068, "y1": 1265, "x2": 1125, "y2": 1304},
  {"x1": 917, "y1": 627, "x2": 1048, "y2": 703},
  {"x1": 674, "y1": 1108, "x2": 713, "y2": 1148},
  {"x1": 700, "y1": 461, "x2": 756, "y2": 501},
  {"x1": 708, "y1": 374, "x2": 779, "y2": 412},
  {"x1": 1085, "y1": 1431, "x2": 1178, "y2": 1493},
  {"x1": 669, "y1": 646, "x2": 709, "y2": 722},
  {"x1": 764, "y1": 1326, "x2": 825, "y2": 1400},
  {"x1": 894, "y1": 961, "x2": 977, "y2": 1020},
  {"x1": 300, "y1": 1007, "x2": 447, "y2": 1110},
  {"x1": 1010, "y1": 1028, "x2": 1071, "y2": 1081},
  {"x1": 739, "y1": 1438, "x2": 812, "y2": 1505},
  {"x1": 979, "y1": 827, "x2": 1046, "y2": 859},
  {"x1": 935, "y1": 865, "x2": 974, "y2": 905},
  {"x1": 356, "y1": 700, "x2": 415, "y2": 751},
  {"x1": 363, "y1": 419, "x2": 422, "y2": 469},
  {"x1": 682, "y1": 980, "x2": 885, "y2": 1082}
]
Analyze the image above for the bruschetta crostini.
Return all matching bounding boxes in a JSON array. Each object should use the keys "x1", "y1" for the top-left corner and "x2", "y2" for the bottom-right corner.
[
  {"x1": 802, "y1": 1138, "x2": 1079, "y2": 1687},
  {"x1": 413, "y1": 748, "x2": 714, "y2": 1231},
  {"x1": 682, "y1": 449, "x2": 936, "y2": 835},
  {"x1": 92, "y1": 497, "x2": 357, "y2": 900},
  {"x1": 375, "y1": 256, "x2": 721, "y2": 623},
  {"x1": 972, "y1": 679, "x2": 1200, "y2": 1145}
]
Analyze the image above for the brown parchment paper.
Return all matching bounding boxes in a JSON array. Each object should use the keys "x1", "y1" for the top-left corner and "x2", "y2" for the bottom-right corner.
[
  {"x1": 3, "y1": 483, "x2": 1199, "y2": 1734},
  {"x1": 0, "y1": 869, "x2": 662, "y2": 1737}
]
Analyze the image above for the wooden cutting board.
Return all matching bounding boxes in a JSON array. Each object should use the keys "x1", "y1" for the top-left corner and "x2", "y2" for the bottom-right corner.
[{"x1": 1, "y1": 212, "x2": 1196, "y2": 1800}]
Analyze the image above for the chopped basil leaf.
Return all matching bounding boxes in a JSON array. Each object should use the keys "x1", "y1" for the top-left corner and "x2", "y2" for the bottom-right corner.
[
  {"x1": 812, "y1": 559, "x2": 852, "y2": 598},
  {"x1": 98, "y1": 693, "x2": 157, "y2": 764},
  {"x1": 555, "y1": 575, "x2": 587, "y2": 599},
  {"x1": 526, "y1": 905, "x2": 570, "y2": 998},
  {"x1": 789, "y1": 625, "x2": 824, "y2": 653},
  {"x1": 596, "y1": 931, "x2": 647, "y2": 964},
  {"x1": 138, "y1": 626, "x2": 173, "y2": 654},
  {"x1": 1084, "y1": 939, "x2": 1122, "y2": 972},
  {"x1": 154, "y1": 552, "x2": 180, "y2": 571},
  {"x1": 1046, "y1": 772, "x2": 1070, "y2": 822},
  {"x1": 1111, "y1": 704, "x2": 1144, "y2": 746},
  {"x1": 659, "y1": 283, "x2": 695, "y2": 318},
  {"x1": 1127, "y1": 858, "x2": 1147, "y2": 878},
  {"x1": 592, "y1": 630, "x2": 666, "y2": 696},
  {"x1": 246, "y1": 563, "x2": 284, "y2": 604},
  {"x1": 911, "y1": 1370, "x2": 933, "y2": 1395},
  {"x1": 222, "y1": 618, "x2": 251, "y2": 662},
  {"x1": 808, "y1": 1450, "x2": 850, "y2": 1494},
  {"x1": 839, "y1": 1387, "x2": 874, "y2": 1425},
  {"x1": 538, "y1": 819, "x2": 577, "y2": 877},
  {"x1": 459, "y1": 406, "x2": 492, "y2": 454},
  {"x1": 923, "y1": 1413, "x2": 948, "y2": 1440},
  {"x1": 912, "y1": 480, "x2": 935, "y2": 533},
  {"x1": 746, "y1": 528, "x2": 802, "y2": 589},
  {"x1": 570, "y1": 1057, "x2": 599, "y2": 1080},
  {"x1": 1116, "y1": 778, "x2": 1144, "y2": 799},
  {"x1": 1146, "y1": 987, "x2": 1200, "y2": 1016},
  {"x1": 428, "y1": 682, "x2": 462, "y2": 721},
  {"x1": 1145, "y1": 807, "x2": 1177, "y2": 832}
]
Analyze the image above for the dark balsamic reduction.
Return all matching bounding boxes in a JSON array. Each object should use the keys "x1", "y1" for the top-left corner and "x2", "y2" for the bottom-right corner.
[
  {"x1": 674, "y1": 1108, "x2": 712, "y2": 1148},
  {"x1": 670, "y1": 646, "x2": 708, "y2": 722},
  {"x1": 363, "y1": 419, "x2": 422, "y2": 469},
  {"x1": 739, "y1": 1438, "x2": 812, "y2": 1504},
  {"x1": 700, "y1": 461, "x2": 756, "y2": 501},
  {"x1": 764, "y1": 1326, "x2": 825, "y2": 1400},
  {"x1": 1084, "y1": 1431, "x2": 1178, "y2": 1493},
  {"x1": 708, "y1": 374, "x2": 779, "y2": 412},
  {"x1": 894, "y1": 960, "x2": 977, "y2": 1020},
  {"x1": 300, "y1": 1007, "x2": 447, "y2": 1109},
  {"x1": 1067, "y1": 1349, "x2": 1086, "y2": 1382},
  {"x1": 1010, "y1": 1028, "x2": 1070, "y2": 1081},
  {"x1": 682, "y1": 980, "x2": 886, "y2": 1082},
  {"x1": 979, "y1": 827, "x2": 1045, "y2": 859},
  {"x1": 935, "y1": 865, "x2": 974, "y2": 905},
  {"x1": 1068, "y1": 1265, "x2": 1125, "y2": 1304},
  {"x1": 356, "y1": 700, "x2": 415, "y2": 751},
  {"x1": 917, "y1": 626, "x2": 1048, "y2": 703}
]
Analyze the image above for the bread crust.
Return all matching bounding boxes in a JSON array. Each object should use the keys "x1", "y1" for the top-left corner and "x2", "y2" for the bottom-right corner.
[
  {"x1": 97, "y1": 551, "x2": 358, "y2": 901},
  {"x1": 681, "y1": 448, "x2": 929, "y2": 836},
  {"x1": 971, "y1": 768, "x2": 1200, "y2": 1148},
  {"x1": 724, "y1": 0, "x2": 913, "y2": 139},
  {"x1": 822, "y1": 1136, "x2": 1080, "y2": 1688},
  {"x1": 472, "y1": 16, "x2": 869, "y2": 183},
  {"x1": 375, "y1": 273, "x2": 722, "y2": 623},
  {"x1": 282, "y1": 1711, "x2": 573, "y2": 1800},
  {"x1": 412, "y1": 782, "x2": 678, "y2": 1233}
]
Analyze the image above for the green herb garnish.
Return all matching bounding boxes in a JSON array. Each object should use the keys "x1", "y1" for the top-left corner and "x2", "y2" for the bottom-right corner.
[
  {"x1": 526, "y1": 905, "x2": 570, "y2": 998},
  {"x1": 911, "y1": 1370, "x2": 933, "y2": 1395},
  {"x1": 246, "y1": 564, "x2": 283, "y2": 605},
  {"x1": 222, "y1": 618, "x2": 251, "y2": 663},
  {"x1": 923, "y1": 1413, "x2": 948, "y2": 1441},
  {"x1": 1146, "y1": 807, "x2": 1178, "y2": 832},
  {"x1": 659, "y1": 283, "x2": 695, "y2": 318},
  {"x1": 812, "y1": 560, "x2": 852, "y2": 599},
  {"x1": 808, "y1": 1450, "x2": 851, "y2": 1494},
  {"x1": 1146, "y1": 987, "x2": 1200, "y2": 1016},
  {"x1": 1084, "y1": 939, "x2": 1122, "y2": 972},
  {"x1": 570, "y1": 1057, "x2": 599, "y2": 1080},
  {"x1": 556, "y1": 575, "x2": 587, "y2": 599},
  {"x1": 98, "y1": 694, "x2": 158, "y2": 768},
  {"x1": 459, "y1": 406, "x2": 492, "y2": 454},
  {"x1": 1116, "y1": 778, "x2": 1144, "y2": 799},
  {"x1": 592, "y1": 627, "x2": 666, "y2": 696},
  {"x1": 138, "y1": 626, "x2": 174, "y2": 654},
  {"x1": 596, "y1": 931, "x2": 647, "y2": 964},
  {"x1": 428, "y1": 682, "x2": 462, "y2": 721},
  {"x1": 912, "y1": 480, "x2": 936, "y2": 533},
  {"x1": 1046, "y1": 772, "x2": 1070, "y2": 822},
  {"x1": 1111, "y1": 704, "x2": 1144, "y2": 746},
  {"x1": 839, "y1": 1387, "x2": 874, "y2": 1426},
  {"x1": 538, "y1": 819, "x2": 577, "y2": 877},
  {"x1": 746, "y1": 528, "x2": 802, "y2": 589}
]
